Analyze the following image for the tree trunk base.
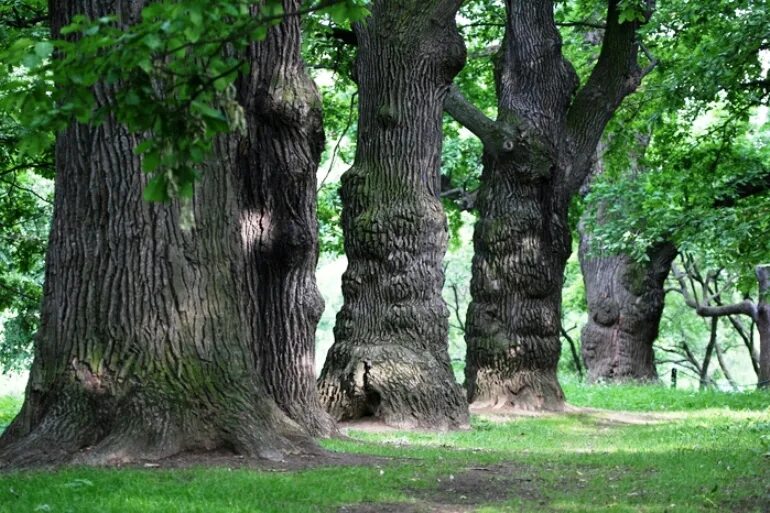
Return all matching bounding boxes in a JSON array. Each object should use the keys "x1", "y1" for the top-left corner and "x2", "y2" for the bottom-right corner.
[
  {"x1": 318, "y1": 344, "x2": 469, "y2": 430},
  {"x1": 0, "y1": 380, "x2": 313, "y2": 469},
  {"x1": 581, "y1": 324, "x2": 659, "y2": 383},
  {"x1": 467, "y1": 370, "x2": 565, "y2": 412},
  {"x1": 280, "y1": 404, "x2": 338, "y2": 439}
]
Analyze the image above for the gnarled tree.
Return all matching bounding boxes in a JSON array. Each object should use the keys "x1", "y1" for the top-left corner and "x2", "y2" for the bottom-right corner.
[
  {"x1": 580, "y1": 231, "x2": 676, "y2": 382},
  {"x1": 445, "y1": 0, "x2": 652, "y2": 410},
  {"x1": 579, "y1": 139, "x2": 677, "y2": 383},
  {"x1": 317, "y1": 0, "x2": 469, "y2": 429},
  {"x1": 238, "y1": 0, "x2": 335, "y2": 437},
  {"x1": 0, "y1": 0, "x2": 310, "y2": 467},
  {"x1": 672, "y1": 262, "x2": 770, "y2": 389}
]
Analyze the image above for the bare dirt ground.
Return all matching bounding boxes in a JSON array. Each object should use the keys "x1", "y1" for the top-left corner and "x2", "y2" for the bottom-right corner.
[
  {"x1": 338, "y1": 464, "x2": 544, "y2": 513},
  {"x1": 469, "y1": 403, "x2": 689, "y2": 426}
]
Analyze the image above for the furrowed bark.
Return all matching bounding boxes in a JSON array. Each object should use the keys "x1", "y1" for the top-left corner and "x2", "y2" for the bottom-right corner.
[
  {"x1": 238, "y1": 0, "x2": 335, "y2": 437},
  {"x1": 580, "y1": 225, "x2": 676, "y2": 383},
  {"x1": 0, "y1": 0, "x2": 311, "y2": 467},
  {"x1": 756, "y1": 265, "x2": 770, "y2": 388},
  {"x1": 447, "y1": 0, "x2": 649, "y2": 410},
  {"x1": 317, "y1": 0, "x2": 469, "y2": 429}
]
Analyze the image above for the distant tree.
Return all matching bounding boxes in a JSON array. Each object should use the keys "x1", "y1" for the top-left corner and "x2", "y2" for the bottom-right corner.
[
  {"x1": 579, "y1": 0, "x2": 770, "y2": 384},
  {"x1": 579, "y1": 138, "x2": 677, "y2": 382}
]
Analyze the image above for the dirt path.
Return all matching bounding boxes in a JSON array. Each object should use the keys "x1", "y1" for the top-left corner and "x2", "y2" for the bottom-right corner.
[{"x1": 338, "y1": 464, "x2": 544, "y2": 513}]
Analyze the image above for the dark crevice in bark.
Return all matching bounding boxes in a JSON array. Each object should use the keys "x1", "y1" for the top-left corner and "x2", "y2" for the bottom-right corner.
[{"x1": 317, "y1": 0, "x2": 469, "y2": 429}]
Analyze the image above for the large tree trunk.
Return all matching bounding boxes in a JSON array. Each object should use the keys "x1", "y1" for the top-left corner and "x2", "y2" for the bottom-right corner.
[
  {"x1": 464, "y1": 160, "x2": 573, "y2": 410},
  {"x1": 317, "y1": 0, "x2": 469, "y2": 429},
  {"x1": 237, "y1": 0, "x2": 335, "y2": 437},
  {"x1": 580, "y1": 224, "x2": 676, "y2": 382},
  {"x1": 445, "y1": 0, "x2": 648, "y2": 410},
  {"x1": 0, "y1": 0, "x2": 309, "y2": 467}
]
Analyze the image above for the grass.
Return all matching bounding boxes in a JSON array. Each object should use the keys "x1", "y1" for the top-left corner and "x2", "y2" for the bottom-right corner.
[
  {"x1": 0, "y1": 384, "x2": 769, "y2": 513},
  {"x1": 0, "y1": 395, "x2": 22, "y2": 433}
]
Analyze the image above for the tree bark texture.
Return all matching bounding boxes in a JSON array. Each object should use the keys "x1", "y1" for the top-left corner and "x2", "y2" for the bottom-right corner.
[
  {"x1": 0, "y1": 0, "x2": 310, "y2": 467},
  {"x1": 756, "y1": 265, "x2": 770, "y2": 388},
  {"x1": 237, "y1": 0, "x2": 335, "y2": 437},
  {"x1": 317, "y1": 0, "x2": 469, "y2": 429},
  {"x1": 580, "y1": 225, "x2": 676, "y2": 382},
  {"x1": 446, "y1": 0, "x2": 649, "y2": 410}
]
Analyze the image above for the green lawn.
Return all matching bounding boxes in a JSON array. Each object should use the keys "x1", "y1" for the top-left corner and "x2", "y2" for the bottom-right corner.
[{"x1": 0, "y1": 385, "x2": 768, "y2": 513}]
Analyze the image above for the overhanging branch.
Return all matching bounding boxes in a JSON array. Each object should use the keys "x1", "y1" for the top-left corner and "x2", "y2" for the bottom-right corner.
[
  {"x1": 564, "y1": 0, "x2": 651, "y2": 196},
  {"x1": 443, "y1": 84, "x2": 498, "y2": 147}
]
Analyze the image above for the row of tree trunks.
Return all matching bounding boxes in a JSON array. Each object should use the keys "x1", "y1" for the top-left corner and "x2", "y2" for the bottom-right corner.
[
  {"x1": 317, "y1": 0, "x2": 470, "y2": 429},
  {"x1": 0, "y1": 0, "x2": 326, "y2": 467},
  {"x1": 446, "y1": 0, "x2": 650, "y2": 410}
]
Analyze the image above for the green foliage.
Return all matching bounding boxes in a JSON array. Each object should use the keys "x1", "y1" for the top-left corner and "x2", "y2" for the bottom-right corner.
[
  {"x1": 587, "y1": 118, "x2": 770, "y2": 287},
  {"x1": 0, "y1": 2, "x2": 53, "y2": 371},
  {"x1": 0, "y1": 394, "x2": 23, "y2": 432},
  {"x1": 582, "y1": 0, "x2": 770, "y2": 297},
  {"x1": 0, "y1": 0, "x2": 369, "y2": 202},
  {"x1": 317, "y1": 184, "x2": 344, "y2": 254}
]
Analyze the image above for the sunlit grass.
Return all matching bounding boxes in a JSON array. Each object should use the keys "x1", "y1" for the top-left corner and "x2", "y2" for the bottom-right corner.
[
  {"x1": 1, "y1": 384, "x2": 769, "y2": 512},
  {"x1": 0, "y1": 395, "x2": 22, "y2": 432},
  {"x1": 562, "y1": 379, "x2": 770, "y2": 412}
]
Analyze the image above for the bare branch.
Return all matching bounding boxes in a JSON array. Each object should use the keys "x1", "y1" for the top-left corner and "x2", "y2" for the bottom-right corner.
[
  {"x1": 564, "y1": 0, "x2": 651, "y2": 196},
  {"x1": 443, "y1": 84, "x2": 499, "y2": 147},
  {"x1": 447, "y1": 283, "x2": 466, "y2": 333},
  {"x1": 560, "y1": 326, "x2": 584, "y2": 379},
  {"x1": 318, "y1": 92, "x2": 357, "y2": 191},
  {"x1": 715, "y1": 341, "x2": 740, "y2": 391}
]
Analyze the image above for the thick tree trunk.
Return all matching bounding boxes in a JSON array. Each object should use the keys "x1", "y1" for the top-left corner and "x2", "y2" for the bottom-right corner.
[
  {"x1": 0, "y1": 0, "x2": 309, "y2": 467},
  {"x1": 446, "y1": 0, "x2": 647, "y2": 410},
  {"x1": 317, "y1": 0, "x2": 469, "y2": 429},
  {"x1": 237, "y1": 0, "x2": 335, "y2": 437},
  {"x1": 580, "y1": 223, "x2": 676, "y2": 382},
  {"x1": 465, "y1": 165, "x2": 572, "y2": 410}
]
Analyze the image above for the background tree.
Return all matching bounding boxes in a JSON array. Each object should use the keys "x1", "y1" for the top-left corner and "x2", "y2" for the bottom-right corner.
[
  {"x1": 579, "y1": 0, "x2": 770, "y2": 385},
  {"x1": 317, "y1": 0, "x2": 469, "y2": 429},
  {"x1": 237, "y1": 0, "x2": 335, "y2": 437},
  {"x1": 0, "y1": 0, "x2": 52, "y2": 373},
  {"x1": 579, "y1": 138, "x2": 677, "y2": 382},
  {"x1": 445, "y1": 0, "x2": 652, "y2": 410}
]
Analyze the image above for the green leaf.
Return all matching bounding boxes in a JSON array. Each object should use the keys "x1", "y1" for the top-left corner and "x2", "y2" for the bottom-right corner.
[
  {"x1": 143, "y1": 175, "x2": 169, "y2": 202},
  {"x1": 33, "y1": 42, "x2": 53, "y2": 59},
  {"x1": 142, "y1": 149, "x2": 161, "y2": 172}
]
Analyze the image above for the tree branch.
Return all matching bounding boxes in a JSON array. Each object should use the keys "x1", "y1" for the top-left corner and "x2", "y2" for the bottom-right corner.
[
  {"x1": 443, "y1": 84, "x2": 499, "y2": 147},
  {"x1": 671, "y1": 262, "x2": 757, "y2": 319},
  {"x1": 564, "y1": 0, "x2": 651, "y2": 196}
]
